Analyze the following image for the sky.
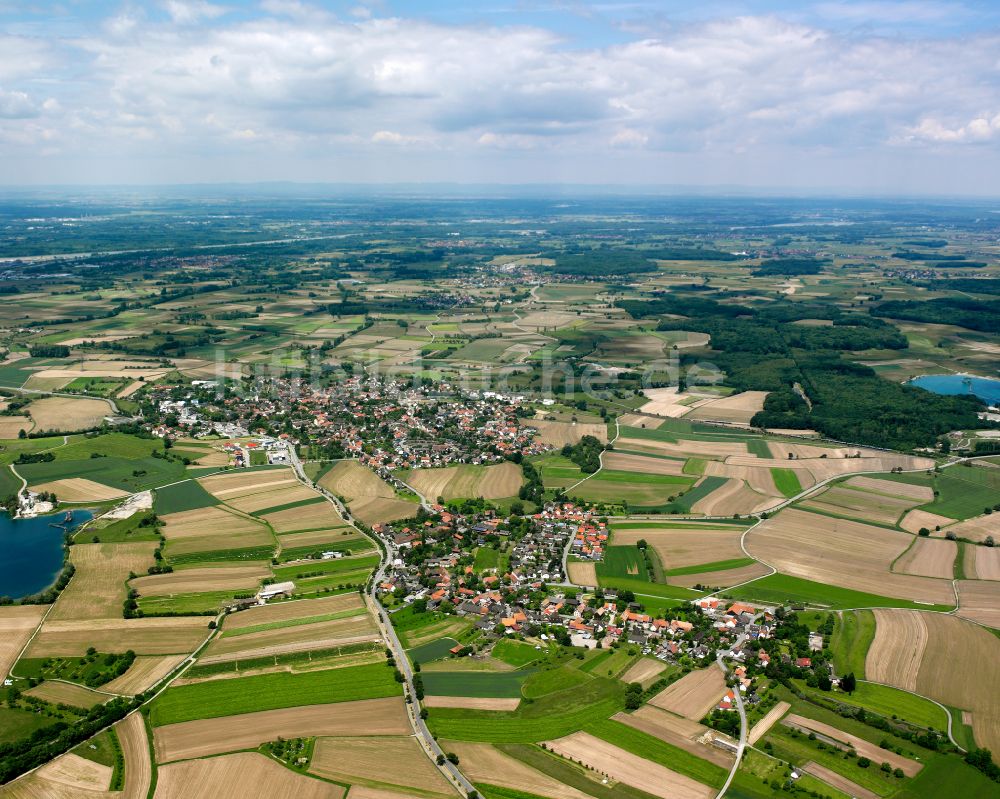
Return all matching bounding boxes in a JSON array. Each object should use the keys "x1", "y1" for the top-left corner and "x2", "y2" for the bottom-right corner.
[{"x1": 1, "y1": 1, "x2": 999, "y2": 194}]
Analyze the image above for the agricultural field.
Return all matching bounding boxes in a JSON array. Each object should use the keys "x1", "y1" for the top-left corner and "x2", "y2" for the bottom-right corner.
[
  {"x1": 647, "y1": 665, "x2": 727, "y2": 720},
  {"x1": 153, "y1": 697, "x2": 410, "y2": 761},
  {"x1": 866, "y1": 609, "x2": 1000, "y2": 754},
  {"x1": 0, "y1": 606, "x2": 45, "y2": 682},
  {"x1": 402, "y1": 462, "x2": 523, "y2": 501},
  {"x1": 1, "y1": 193, "x2": 1000, "y2": 799},
  {"x1": 744, "y1": 508, "x2": 955, "y2": 606},
  {"x1": 318, "y1": 461, "x2": 417, "y2": 524}
]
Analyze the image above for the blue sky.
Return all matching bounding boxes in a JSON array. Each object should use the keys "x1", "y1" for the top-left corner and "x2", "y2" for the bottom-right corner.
[{"x1": 1, "y1": 1, "x2": 999, "y2": 193}]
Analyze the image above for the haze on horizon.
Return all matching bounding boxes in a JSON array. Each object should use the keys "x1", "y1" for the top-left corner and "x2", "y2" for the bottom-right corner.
[{"x1": 1, "y1": 0, "x2": 1000, "y2": 196}]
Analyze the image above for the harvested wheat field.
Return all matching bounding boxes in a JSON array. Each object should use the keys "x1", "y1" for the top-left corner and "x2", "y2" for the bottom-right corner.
[
  {"x1": 405, "y1": 462, "x2": 523, "y2": 501},
  {"x1": 115, "y1": 712, "x2": 153, "y2": 799},
  {"x1": 154, "y1": 697, "x2": 409, "y2": 762},
  {"x1": 799, "y1": 763, "x2": 878, "y2": 799},
  {"x1": 27, "y1": 397, "x2": 112, "y2": 432},
  {"x1": 347, "y1": 787, "x2": 426, "y2": 799},
  {"x1": 27, "y1": 617, "x2": 210, "y2": 657},
  {"x1": 690, "y1": 478, "x2": 779, "y2": 516},
  {"x1": 638, "y1": 387, "x2": 703, "y2": 418},
  {"x1": 279, "y1": 528, "x2": 355, "y2": 549},
  {"x1": 845, "y1": 476, "x2": 933, "y2": 502},
  {"x1": 444, "y1": 741, "x2": 594, "y2": 799},
  {"x1": 900, "y1": 509, "x2": 956, "y2": 535},
  {"x1": 703, "y1": 461, "x2": 786, "y2": 496},
  {"x1": 26, "y1": 680, "x2": 107, "y2": 708},
  {"x1": 611, "y1": 706, "x2": 734, "y2": 768},
  {"x1": 544, "y1": 732, "x2": 714, "y2": 799},
  {"x1": 964, "y1": 546, "x2": 1000, "y2": 581},
  {"x1": 0, "y1": 606, "x2": 45, "y2": 681},
  {"x1": 603, "y1": 452, "x2": 686, "y2": 476},
  {"x1": 50, "y1": 542, "x2": 157, "y2": 621},
  {"x1": 262, "y1": 501, "x2": 347, "y2": 533},
  {"x1": 30, "y1": 478, "x2": 129, "y2": 502},
  {"x1": 0, "y1": 417, "x2": 32, "y2": 438},
  {"x1": 310, "y1": 736, "x2": 452, "y2": 796},
  {"x1": 568, "y1": 561, "x2": 597, "y2": 586},
  {"x1": 724, "y1": 451, "x2": 933, "y2": 483},
  {"x1": 156, "y1": 752, "x2": 343, "y2": 799},
  {"x1": 200, "y1": 614, "x2": 378, "y2": 663},
  {"x1": 783, "y1": 714, "x2": 922, "y2": 776},
  {"x1": 943, "y1": 512, "x2": 1000, "y2": 544},
  {"x1": 866, "y1": 609, "x2": 929, "y2": 692},
  {"x1": 161, "y1": 507, "x2": 273, "y2": 556},
  {"x1": 349, "y1": 496, "x2": 419, "y2": 525},
  {"x1": 669, "y1": 561, "x2": 771, "y2": 589},
  {"x1": 800, "y1": 484, "x2": 920, "y2": 526},
  {"x1": 686, "y1": 391, "x2": 768, "y2": 425},
  {"x1": 867, "y1": 610, "x2": 1000, "y2": 753},
  {"x1": 223, "y1": 593, "x2": 364, "y2": 631},
  {"x1": 423, "y1": 696, "x2": 521, "y2": 710},
  {"x1": 748, "y1": 701, "x2": 791, "y2": 745},
  {"x1": 319, "y1": 461, "x2": 394, "y2": 500},
  {"x1": 617, "y1": 436, "x2": 748, "y2": 461},
  {"x1": 893, "y1": 537, "x2": 957, "y2": 579},
  {"x1": 103, "y1": 655, "x2": 187, "y2": 695},
  {"x1": 745, "y1": 509, "x2": 954, "y2": 605},
  {"x1": 613, "y1": 525, "x2": 747, "y2": 572},
  {"x1": 0, "y1": 752, "x2": 113, "y2": 799},
  {"x1": 527, "y1": 419, "x2": 608, "y2": 446},
  {"x1": 648, "y1": 664, "x2": 726, "y2": 720},
  {"x1": 226, "y1": 484, "x2": 319, "y2": 514},
  {"x1": 621, "y1": 658, "x2": 667, "y2": 689},
  {"x1": 132, "y1": 565, "x2": 270, "y2": 597},
  {"x1": 618, "y1": 414, "x2": 663, "y2": 429},
  {"x1": 955, "y1": 580, "x2": 1000, "y2": 628},
  {"x1": 199, "y1": 469, "x2": 298, "y2": 498}
]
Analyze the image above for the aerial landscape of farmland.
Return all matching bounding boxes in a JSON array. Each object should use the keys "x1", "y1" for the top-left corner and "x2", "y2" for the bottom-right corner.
[
  {"x1": 0, "y1": 188, "x2": 997, "y2": 799},
  {"x1": 2, "y1": 1, "x2": 1000, "y2": 797}
]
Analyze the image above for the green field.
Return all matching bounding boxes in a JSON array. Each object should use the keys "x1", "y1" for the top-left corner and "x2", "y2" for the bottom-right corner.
[
  {"x1": 20, "y1": 454, "x2": 186, "y2": 494},
  {"x1": 595, "y1": 574, "x2": 702, "y2": 601},
  {"x1": 770, "y1": 468, "x2": 803, "y2": 498},
  {"x1": 667, "y1": 475, "x2": 728, "y2": 513},
  {"x1": 474, "y1": 546, "x2": 501, "y2": 571},
  {"x1": 830, "y1": 681, "x2": 949, "y2": 731},
  {"x1": 426, "y1": 677, "x2": 624, "y2": 742},
  {"x1": 727, "y1": 573, "x2": 954, "y2": 611},
  {"x1": 521, "y1": 665, "x2": 591, "y2": 699},
  {"x1": 491, "y1": 640, "x2": 543, "y2": 668},
  {"x1": 421, "y1": 670, "x2": 532, "y2": 698},
  {"x1": 876, "y1": 467, "x2": 1000, "y2": 521},
  {"x1": 596, "y1": 545, "x2": 647, "y2": 579},
  {"x1": 830, "y1": 609, "x2": 876, "y2": 678},
  {"x1": 153, "y1": 479, "x2": 220, "y2": 514},
  {"x1": 273, "y1": 554, "x2": 380, "y2": 582},
  {"x1": 407, "y1": 637, "x2": 460, "y2": 664},
  {"x1": 149, "y1": 662, "x2": 402, "y2": 726},
  {"x1": 664, "y1": 557, "x2": 756, "y2": 577},
  {"x1": 571, "y1": 469, "x2": 694, "y2": 507}
]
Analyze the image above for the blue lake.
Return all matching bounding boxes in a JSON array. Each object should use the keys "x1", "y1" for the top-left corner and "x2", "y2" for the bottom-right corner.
[
  {"x1": 0, "y1": 510, "x2": 92, "y2": 600},
  {"x1": 908, "y1": 374, "x2": 1000, "y2": 406}
]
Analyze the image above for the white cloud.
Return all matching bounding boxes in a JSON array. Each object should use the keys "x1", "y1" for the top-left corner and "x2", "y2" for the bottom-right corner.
[
  {"x1": 163, "y1": 1, "x2": 227, "y2": 24},
  {"x1": 610, "y1": 128, "x2": 648, "y2": 148},
  {"x1": 902, "y1": 113, "x2": 1000, "y2": 143},
  {"x1": 1, "y1": 5, "x2": 999, "y2": 187},
  {"x1": 0, "y1": 87, "x2": 38, "y2": 119}
]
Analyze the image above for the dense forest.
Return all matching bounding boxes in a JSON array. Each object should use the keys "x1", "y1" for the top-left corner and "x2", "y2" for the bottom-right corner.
[{"x1": 619, "y1": 294, "x2": 986, "y2": 449}]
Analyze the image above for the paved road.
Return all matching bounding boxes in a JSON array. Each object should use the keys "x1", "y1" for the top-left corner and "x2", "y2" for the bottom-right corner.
[
  {"x1": 287, "y1": 446, "x2": 474, "y2": 797},
  {"x1": 714, "y1": 636, "x2": 749, "y2": 799}
]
